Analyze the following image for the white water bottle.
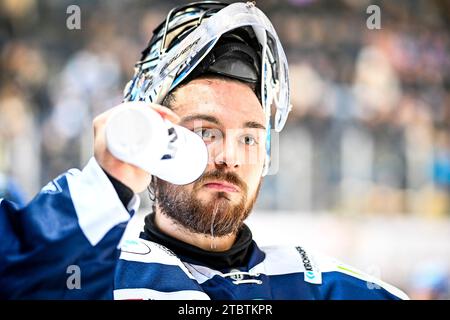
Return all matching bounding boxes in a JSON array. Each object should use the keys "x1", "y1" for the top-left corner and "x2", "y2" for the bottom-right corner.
[{"x1": 105, "y1": 103, "x2": 208, "y2": 185}]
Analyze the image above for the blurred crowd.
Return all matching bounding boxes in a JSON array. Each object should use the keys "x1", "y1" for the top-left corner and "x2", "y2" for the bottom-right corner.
[
  {"x1": 0, "y1": 0, "x2": 449, "y2": 216},
  {"x1": 258, "y1": 0, "x2": 450, "y2": 218}
]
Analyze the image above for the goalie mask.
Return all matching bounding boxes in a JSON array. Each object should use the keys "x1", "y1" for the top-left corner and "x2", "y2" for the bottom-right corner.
[{"x1": 123, "y1": 1, "x2": 291, "y2": 176}]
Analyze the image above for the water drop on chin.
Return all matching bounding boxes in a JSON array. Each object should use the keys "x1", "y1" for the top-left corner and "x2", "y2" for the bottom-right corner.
[{"x1": 210, "y1": 201, "x2": 220, "y2": 250}]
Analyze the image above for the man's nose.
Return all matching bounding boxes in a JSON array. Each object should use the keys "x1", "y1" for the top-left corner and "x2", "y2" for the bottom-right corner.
[{"x1": 213, "y1": 137, "x2": 241, "y2": 170}]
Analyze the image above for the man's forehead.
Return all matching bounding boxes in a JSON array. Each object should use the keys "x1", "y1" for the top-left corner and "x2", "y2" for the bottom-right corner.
[{"x1": 172, "y1": 77, "x2": 265, "y2": 125}]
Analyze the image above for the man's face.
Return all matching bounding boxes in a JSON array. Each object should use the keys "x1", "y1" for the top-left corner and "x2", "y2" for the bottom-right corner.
[{"x1": 155, "y1": 77, "x2": 266, "y2": 237}]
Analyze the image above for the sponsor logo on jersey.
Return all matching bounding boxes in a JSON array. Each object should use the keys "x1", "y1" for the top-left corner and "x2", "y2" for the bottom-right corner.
[
  {"x1": 121, "y1": 239, "x2": 152, "y2": 255},
  {"x1": 295, "y1": 246, "x2": 322, "y2": 285}
]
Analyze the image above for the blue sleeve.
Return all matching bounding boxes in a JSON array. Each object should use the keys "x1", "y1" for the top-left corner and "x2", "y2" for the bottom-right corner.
[{"x1": 0, "y1": 158, "x2": 136, "y2": 299}]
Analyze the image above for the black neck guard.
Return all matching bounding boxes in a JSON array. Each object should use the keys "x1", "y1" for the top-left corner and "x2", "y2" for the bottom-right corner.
[{"x1": 141, "y1": 213, "x2": 254, "y2": 270}]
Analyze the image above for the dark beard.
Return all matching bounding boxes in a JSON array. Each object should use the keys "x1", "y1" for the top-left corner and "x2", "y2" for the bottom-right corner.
[{"x1": 155, "y1": 170, "x2": 261, "y2": 237}]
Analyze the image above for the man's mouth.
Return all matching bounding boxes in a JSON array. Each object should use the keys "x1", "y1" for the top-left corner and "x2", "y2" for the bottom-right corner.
[{"x1": 203, "y1": 181, "x2": 239, "y2": 193}]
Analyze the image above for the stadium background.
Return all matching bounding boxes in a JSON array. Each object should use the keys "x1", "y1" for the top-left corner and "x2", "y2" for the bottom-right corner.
[{"x1": 0, "y1": 0, "x2": 449, "y2": 299}]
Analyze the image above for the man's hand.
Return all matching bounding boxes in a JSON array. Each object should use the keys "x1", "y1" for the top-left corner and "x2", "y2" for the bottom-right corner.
[{"x1": 93, "y1": 102, "x2": 180, "y2": 193}]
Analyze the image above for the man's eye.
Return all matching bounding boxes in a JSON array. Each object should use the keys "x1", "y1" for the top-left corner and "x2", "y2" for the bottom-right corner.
[
  {"x1": 194, "y1": 128, "x2": 219, "y2": 142},
  {"x1": 240, "y1": 135, "x2": 257, "y2": 146}
]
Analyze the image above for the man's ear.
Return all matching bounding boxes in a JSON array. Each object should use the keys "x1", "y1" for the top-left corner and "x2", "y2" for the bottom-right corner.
[{"x1": 148, "y1": 175, "x2": 158, "y2": 201}]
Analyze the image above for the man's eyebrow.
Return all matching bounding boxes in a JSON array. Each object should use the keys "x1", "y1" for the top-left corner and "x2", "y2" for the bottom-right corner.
[
  {"x1": 244, "y1": 121, "x2": 266, "y2": 130},
  {"x1": 180, "y1": 114, "x2": 221, "y2": 125},
  {"x1": 180, "y1": 114, "x2": 266, "y2": 130}
]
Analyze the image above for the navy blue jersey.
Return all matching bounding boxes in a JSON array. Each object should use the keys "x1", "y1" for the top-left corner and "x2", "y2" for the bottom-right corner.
[
  {"x1": 0, "y1": 158, "x2": 408, "y2": 300},
  {"x1": 115, "y1": 238, "x2": 408, "y2": 300},
  {"x1": 0, "y1": 158, "x2": 138, "y2": 299}
]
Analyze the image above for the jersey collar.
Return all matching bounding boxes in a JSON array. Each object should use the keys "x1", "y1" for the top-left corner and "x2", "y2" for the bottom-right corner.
[{"x1": 140, "y1": 212, "x2": 264, "y2": 270}]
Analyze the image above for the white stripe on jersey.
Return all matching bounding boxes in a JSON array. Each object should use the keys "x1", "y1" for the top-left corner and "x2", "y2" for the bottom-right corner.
[
  {"x1": 114, "y1": 288, "x2": 210, "y2": 300},
  {"x1": 311, "y1": 252, "x2": 410, "y2": 300},
  {"x1": 119, "y1": 238, "x2": 196, "y2": 280},
  {"x1": 184, "y1": 245, "x2": 313, "y2": 284},
  {"x1": 67, "y1": 157, "x2": 131, "y2": 246}
]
